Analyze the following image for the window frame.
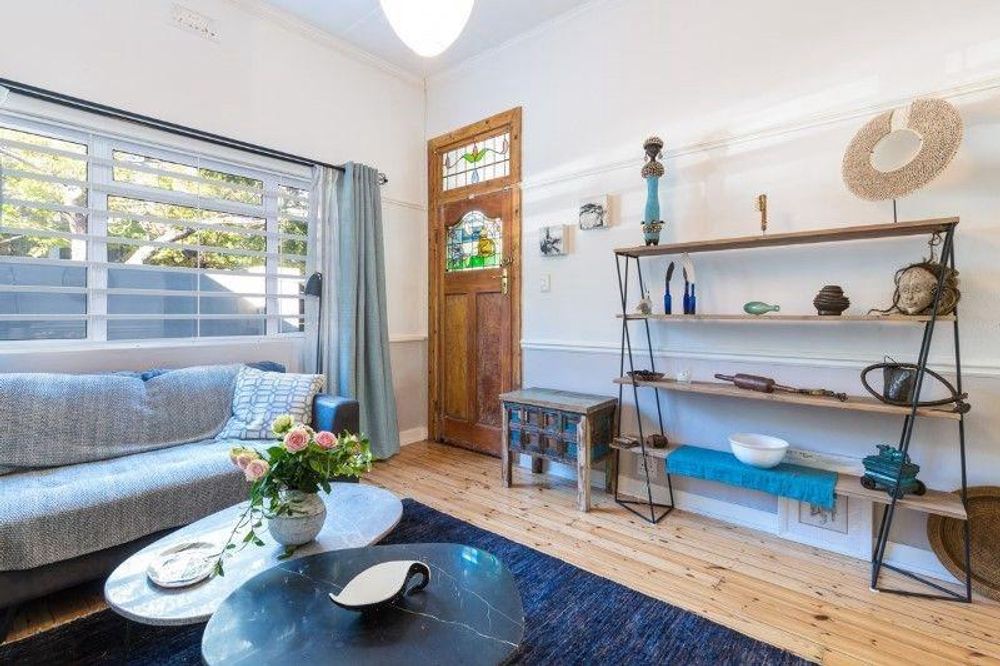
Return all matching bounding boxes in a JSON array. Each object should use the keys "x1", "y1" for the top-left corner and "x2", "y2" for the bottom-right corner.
[{"x1": 0, "y1": 111, "x2": 315, "y2": 348}]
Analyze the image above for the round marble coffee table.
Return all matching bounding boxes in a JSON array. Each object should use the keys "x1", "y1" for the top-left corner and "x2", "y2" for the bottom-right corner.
[
  {"x1": 201, "y1": 543, "x2": 525, "y2": 666},
  {"x1": 105, "y1": 483, "x2": 402, "y2": 626}
]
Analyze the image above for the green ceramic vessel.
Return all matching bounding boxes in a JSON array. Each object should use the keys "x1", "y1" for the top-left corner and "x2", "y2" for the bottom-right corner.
[{"x1": 743, "y1": 301, "x2": 780, "y2": 316}]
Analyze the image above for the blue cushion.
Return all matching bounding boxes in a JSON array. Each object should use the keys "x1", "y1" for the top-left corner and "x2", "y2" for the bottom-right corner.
[
  {"x1": 0, "y1": 365, "x2": 241, "y2": 469},
  {"x1": 115, "y1": 360, "x2": 285, "y2": 381}
]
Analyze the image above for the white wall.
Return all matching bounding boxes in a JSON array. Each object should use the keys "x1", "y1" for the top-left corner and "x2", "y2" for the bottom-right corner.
[
  {"x1": 0, "y1": 0, "x2": 428, "y2": 434},
  {"x1": 427, "y1": 0, "x2": 1000, "y2": 554}
]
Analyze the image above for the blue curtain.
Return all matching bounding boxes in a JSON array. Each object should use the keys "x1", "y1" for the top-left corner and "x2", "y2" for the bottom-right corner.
[{"x1": 333, "y1": 163, "x2": 400, "y2": 459}]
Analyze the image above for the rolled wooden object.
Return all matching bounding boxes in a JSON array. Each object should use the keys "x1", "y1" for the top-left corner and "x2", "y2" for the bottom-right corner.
[{"x1": 714, "y1": 373, "x2": 847, "y2": 402}]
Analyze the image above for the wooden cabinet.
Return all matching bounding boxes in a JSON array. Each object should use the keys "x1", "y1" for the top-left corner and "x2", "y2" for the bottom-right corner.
[{"x1": 499, "y1": 388, "x2": 617, "y2": 511}]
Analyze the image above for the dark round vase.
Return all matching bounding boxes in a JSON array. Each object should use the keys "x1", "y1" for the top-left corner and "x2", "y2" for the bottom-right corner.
[{"x1": 813, "y1": 285, "x2": 850, "y2": 316}]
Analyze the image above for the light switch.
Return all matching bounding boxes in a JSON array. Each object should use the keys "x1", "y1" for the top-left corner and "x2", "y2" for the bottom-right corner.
[{"x1": 539, "y1": 274, "x2": 551, "y2": 292}]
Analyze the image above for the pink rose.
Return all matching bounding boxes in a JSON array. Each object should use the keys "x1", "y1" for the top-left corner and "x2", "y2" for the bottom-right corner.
[
  {"x1": 234, "y1": 451, "x2": 256, "y2": 470},
  {"x1": 315, "y1": 431, "x2": 337, "y2": 449},
  {"x1": 283, "y1": 427, "x2": 311, "y2": 453},
  {"x1": 244, "y1": 458, "x2": 269, "y2": 482}
]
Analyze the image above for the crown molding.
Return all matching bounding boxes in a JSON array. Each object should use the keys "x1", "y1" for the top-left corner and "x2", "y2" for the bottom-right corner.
[
  {"x1": 226, "y1": 0, "x2": 425, "y2": 87},
  {"x1": 427, "y1": 0, "x2": 613, "y2": 86}
]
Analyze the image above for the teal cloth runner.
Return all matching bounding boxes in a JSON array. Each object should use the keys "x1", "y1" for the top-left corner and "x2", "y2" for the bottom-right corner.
[{"x1": 666, "y1": 445, "x2": 837, "y2": 509}]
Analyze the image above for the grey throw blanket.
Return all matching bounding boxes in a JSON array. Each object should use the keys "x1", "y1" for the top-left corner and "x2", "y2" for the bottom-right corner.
[{"x1": 0, "y1": 365, "x2": 240, "y2": 469}]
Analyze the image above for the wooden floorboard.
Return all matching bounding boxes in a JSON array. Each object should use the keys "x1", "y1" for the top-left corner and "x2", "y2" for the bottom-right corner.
[
  {"x1": 8, "y1": 440, "x2": 1000, "y2": 665},
  {"x1": 367, "y1": 442, "x2": 1000, "y2": 665}
]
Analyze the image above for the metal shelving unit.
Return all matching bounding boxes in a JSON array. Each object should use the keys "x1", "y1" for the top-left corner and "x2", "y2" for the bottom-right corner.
[{"x1": 612, "y1": 217, "x2": 972, "y2": 601}]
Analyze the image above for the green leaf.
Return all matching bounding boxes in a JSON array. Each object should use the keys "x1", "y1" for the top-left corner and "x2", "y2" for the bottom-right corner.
[{"x1": 462, "y1": 148, "x2": 489, "y2": 164}]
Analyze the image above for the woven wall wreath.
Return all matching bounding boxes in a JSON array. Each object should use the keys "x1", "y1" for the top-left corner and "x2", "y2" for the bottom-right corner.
[{"x1": 842, "y1": 97, "x2": 963, "y2": 201}]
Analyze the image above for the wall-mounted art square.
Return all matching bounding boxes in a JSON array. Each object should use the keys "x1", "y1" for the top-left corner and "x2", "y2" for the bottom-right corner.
[
  {"x1": 578, "y1": 195, "x2": 610, "y2": 230},
  {"x1": 539, "y1": 225, "x2": 567, "y2": 257}
]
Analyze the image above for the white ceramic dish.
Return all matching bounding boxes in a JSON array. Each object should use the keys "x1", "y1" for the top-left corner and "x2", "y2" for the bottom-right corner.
[
  {"x1": 329, "y1": 560, "x2": 430, "y2": 611},
  {"x1": 729, "y1": 433, "x2": 789, "y2": 469},
  {"x1": 146, "y1": 540, "x2": 218, "y2": 588}
]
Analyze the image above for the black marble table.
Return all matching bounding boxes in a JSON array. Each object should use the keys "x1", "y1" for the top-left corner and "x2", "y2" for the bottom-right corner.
[{"x1": 201, "y1": 543, "x2": 525, "y2": 665}]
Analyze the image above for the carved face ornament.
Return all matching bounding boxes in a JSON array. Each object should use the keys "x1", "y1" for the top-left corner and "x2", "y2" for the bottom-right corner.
[{"x1": 897, "y1": 266, "x2": 937, "y2": 314}]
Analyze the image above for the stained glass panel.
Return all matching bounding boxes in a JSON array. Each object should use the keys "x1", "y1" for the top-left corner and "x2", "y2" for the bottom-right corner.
[
  {"x1": 441, "y1": 132, "x2": 510, "y2": 191},
  {"x1": 446, "y1": 210, "x2": 502, "y2": 272}
]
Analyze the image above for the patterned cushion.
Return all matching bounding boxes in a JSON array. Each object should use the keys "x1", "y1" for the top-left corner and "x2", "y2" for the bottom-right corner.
[{"x1": 218, "y1": 366, "x2": 325, "y2": 440}]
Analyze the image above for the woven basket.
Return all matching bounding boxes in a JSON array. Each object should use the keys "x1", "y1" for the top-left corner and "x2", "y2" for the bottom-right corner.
[{"x1": 927, "y1": 486, "x2": 1000, "y2": 601}]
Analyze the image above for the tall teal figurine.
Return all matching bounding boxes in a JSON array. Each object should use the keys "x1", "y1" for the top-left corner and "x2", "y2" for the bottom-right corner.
[{"x1": 641, "y1": 136, "x2": 665, "y2": 246}]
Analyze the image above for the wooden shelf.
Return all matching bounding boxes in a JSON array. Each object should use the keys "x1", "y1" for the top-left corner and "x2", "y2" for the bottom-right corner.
[
  {"x1": 613, "y1": 376, "x2": 962, "y2": 421},
  {"x1": 618, "y1": 313, "x2": 955, "y2": 324},
  {"x1": 611, "y1": 442, "x2": 967, "y2": 519},
  {"x1": 836, "y1": 474, "x2": 966, "y2": 520},
  {"x1": 614, "y1": 217, "x2": 958, "y2": 257},
  {"x1": 610, "y1": 439, "x2": 671, "y2": 460}
]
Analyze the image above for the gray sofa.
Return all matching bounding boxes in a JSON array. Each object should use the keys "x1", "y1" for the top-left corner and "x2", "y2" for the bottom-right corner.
[{"x1": 0, "y1": 363, "x2": 358, "y2": 637}]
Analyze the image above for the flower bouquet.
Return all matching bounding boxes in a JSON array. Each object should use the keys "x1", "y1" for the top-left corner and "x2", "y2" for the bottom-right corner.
[{"x1": 214, "y1": 414, "x2": 373, "y2": 574}]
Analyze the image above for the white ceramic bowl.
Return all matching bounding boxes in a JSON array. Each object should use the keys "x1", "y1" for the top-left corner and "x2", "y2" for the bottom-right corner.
[{"x1": 729, "y1": 433, "x2": 789, "y2": 469}]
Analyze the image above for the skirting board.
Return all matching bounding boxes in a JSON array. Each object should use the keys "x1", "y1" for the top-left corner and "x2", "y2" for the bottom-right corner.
[
  {"x1": 516, "y1": 457, "x2": 957, "y2": 584},
  {"x1": 400, "y1": 427, "x2": 428, "y2": 446}
]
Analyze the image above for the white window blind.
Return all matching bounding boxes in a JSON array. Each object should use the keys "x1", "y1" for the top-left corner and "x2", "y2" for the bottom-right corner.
[{"x1": 0, "y1": 114, "x2": 313, "y2": 344}]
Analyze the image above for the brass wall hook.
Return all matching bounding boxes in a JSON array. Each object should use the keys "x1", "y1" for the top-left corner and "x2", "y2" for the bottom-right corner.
[{"x1": 756, "y1": 194, "x2": 768, "y2": 234}]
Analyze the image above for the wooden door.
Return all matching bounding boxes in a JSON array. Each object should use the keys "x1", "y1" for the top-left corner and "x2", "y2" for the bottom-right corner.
[
  {"x1": 428, "y1": 108, "x2": 522, "y2": 457},
  {"x1": 437, "y1": 192, "x2": 513, "y2": 454}
]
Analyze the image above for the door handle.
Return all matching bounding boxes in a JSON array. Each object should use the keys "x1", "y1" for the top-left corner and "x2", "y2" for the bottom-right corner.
[{"x1": 499, "y1": 256, "x2": 513, "y2": 295}]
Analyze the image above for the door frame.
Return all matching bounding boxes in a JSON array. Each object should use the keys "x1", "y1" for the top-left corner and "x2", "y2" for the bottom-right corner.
[{"x1": 427, "y1": 107, "x2": 522, "y2": 443}]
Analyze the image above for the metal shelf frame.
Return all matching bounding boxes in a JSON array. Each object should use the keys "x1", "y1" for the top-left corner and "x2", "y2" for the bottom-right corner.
[{"x1": 611, "y1": 220, "x2": 971, "y2": 601}]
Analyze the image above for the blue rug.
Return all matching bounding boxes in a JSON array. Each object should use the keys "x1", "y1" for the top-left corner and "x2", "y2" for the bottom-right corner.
[{"x1": 0, "y1": 499, "x2": 810, "y2": 665}]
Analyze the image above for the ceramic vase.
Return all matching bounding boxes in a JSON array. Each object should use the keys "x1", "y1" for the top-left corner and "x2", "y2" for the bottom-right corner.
[
  {"x1": 644, "y1": 175, "x2": 661, "y2": 223},
  {"x1": 743, "y1": 301, "x2": 780, "y2": 315},
  {"x1": 813, "y1": 285, "x2": 850, "y2": 316},
  {"x1": 268, "y1": 490, "x2": 327, "y2": 546}
]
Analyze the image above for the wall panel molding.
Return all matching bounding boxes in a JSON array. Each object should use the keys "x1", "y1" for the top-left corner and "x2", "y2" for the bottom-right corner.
[
  {"x1": 520, "y1": 74, "x2": 1000, "y2": 193},
  {"x1": 521, "y1": 338, "x2": 1000, "y2": 378},
  {"x1": 390, "y1": 333, "x2": 428, "y2": 344},
  {"x1": 383, "y1": 197, "x2": 427, "y2": 212}
]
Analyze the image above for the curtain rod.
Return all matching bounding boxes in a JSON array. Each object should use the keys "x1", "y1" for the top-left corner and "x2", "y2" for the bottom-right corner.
[{"x1": 0, "y1": 78, "x2": 388, "y2": 185}]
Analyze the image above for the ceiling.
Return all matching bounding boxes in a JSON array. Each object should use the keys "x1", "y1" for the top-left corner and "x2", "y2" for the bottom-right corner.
[{"x1": 262, "y1": 0, "x2": 586, "y2": 78}]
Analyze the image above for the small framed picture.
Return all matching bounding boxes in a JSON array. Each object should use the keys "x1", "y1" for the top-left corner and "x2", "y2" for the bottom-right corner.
[
  {"x1": 777, "y1": 494, "x2": 873, "y2": 560},
  {"x1": 539, "y1": 225, "x2": 567, "y2": 256},
  {"x1": 578, "y1": 195, "x2": 610, "y2": 230}
]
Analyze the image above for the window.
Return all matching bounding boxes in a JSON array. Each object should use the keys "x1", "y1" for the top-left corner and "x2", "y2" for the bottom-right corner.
[
  {"x1": 445, "y1": 210, "x2": 502, "y2": 271},
  {"x1": 0, "y1": 117, "x2": 313, "y2": 343},
  {"x1": 441, "y1": 131, "x2": 510, "y2": 191}
]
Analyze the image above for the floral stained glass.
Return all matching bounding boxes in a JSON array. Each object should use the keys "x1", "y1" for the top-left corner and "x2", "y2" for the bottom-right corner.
[
  {"x1": 446, "y1": 211, "x2": 502, "y2": 272},
  {"x1": 441, "y1": 132, "x2": 510, "y2": 191}
]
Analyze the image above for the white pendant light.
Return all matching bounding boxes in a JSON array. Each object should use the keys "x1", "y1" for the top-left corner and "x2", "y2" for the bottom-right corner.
[{"x1": 379, "y1": 0, "x2": 474, "y2": 58}]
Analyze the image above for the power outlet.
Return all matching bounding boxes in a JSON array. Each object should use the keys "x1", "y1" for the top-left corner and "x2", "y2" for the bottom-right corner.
[
  {"x1": 635, "y1": 452, "x2": 661, "y2": 482},
  {"x1": 539, "y1": 273, "x2": 551, "y2": 292},
  {"x1": 171, "y1": 4, "x2": 219, "y2": 40}
]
